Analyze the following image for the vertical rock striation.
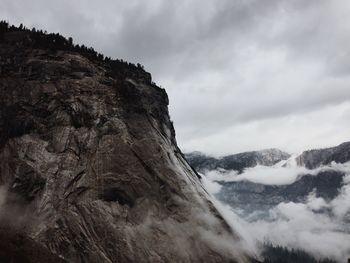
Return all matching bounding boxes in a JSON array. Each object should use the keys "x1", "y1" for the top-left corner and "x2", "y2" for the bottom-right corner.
[{"x1": 0, "y1": 29, "x2": 248, "y2": 262}]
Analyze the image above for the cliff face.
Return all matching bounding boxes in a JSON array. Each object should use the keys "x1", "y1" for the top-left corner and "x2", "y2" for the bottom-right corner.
[{"x1": 0, "y1": 30, "x2": 247, "y2": 262}]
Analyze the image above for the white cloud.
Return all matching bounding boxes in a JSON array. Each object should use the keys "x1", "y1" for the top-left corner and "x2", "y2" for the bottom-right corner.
[
  {"x1": 201, "y1": 173, "x2": 222, "y2": 194},
  {"x1": 203, "y1": 162, "x2": 350, "y2": 262},
  {"x1": 330, "y1": 176, "x2": 350, "y2": 219},
  {"x1": 205, "y1": 159, "x2": 350, "y2": 186}
]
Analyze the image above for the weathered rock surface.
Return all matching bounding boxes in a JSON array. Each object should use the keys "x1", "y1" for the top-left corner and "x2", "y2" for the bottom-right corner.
[{"x1": 0, "y1": 30, "x2": 248, "y2": 262}]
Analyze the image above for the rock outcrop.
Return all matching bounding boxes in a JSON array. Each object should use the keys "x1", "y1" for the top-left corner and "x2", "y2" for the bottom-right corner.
[{"x1": 0, "y1": 27, "x2": 248, "y2": 262}]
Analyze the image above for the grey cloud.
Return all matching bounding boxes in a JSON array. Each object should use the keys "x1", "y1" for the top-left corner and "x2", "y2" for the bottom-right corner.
[{"x1": 1, "y1": 0, "x2": 350, "y2": 154}]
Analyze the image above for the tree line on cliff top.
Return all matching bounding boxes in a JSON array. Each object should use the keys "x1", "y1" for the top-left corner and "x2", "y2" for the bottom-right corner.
[{"x1": 0, "y1": 20, "x2": 147, "y2": 76}]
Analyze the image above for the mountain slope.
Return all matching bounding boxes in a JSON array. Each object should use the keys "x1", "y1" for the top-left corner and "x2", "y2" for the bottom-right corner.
[
  {"x1": 217, "y1": 170, "x2": 345, "y2": 215},
  {"x1": 0, "y1": 23, "x2": 248, "y2": 263},
  {"x1": 187, "y1": 144, "x2": 350, "y2": 261},
  {"x1": 187, "y1": 143, "x2": 350, "y2": 214},
  {"x1": 185, "y1": 149, "x2": 290, "y2": 173},
  {"x1": 296, "y1": 142, "x2": 350, "y2": 169}
]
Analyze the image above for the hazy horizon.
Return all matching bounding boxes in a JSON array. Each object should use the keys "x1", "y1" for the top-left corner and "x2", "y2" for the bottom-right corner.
[{"x1": 2, "y1": 0, "x2": 350, "y2": 156}]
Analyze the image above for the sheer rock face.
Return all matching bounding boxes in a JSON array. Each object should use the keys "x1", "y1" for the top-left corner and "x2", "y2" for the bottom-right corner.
[{"x1": 0, "y1": 31, "x2": 247, "y2": 263}]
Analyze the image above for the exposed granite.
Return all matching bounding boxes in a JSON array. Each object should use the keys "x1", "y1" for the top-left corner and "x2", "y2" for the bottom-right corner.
[{"x1": 0, "y1": 30, "x2": 248, "y2": 263}]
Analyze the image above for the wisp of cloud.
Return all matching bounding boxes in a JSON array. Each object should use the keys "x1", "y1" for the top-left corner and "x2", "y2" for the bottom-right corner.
[{"x1": 202, "y1": 161, "x2": 350, "y2": 262}]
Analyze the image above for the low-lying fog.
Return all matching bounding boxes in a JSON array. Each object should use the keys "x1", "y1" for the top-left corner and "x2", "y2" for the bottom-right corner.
[{"x1": 202, "y1": 159, "x2": 350, "y2": 262}]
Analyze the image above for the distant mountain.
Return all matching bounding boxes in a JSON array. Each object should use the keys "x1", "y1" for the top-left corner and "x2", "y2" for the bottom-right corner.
[
  {"x1": 0, "y1": 22, "x2": 248, "y2": 263},
  {"x1": 188, "y1": 143, "x2": 350, "y2": 261},
  {"x1": 186, "y1": 142, "x2": 350, "y2": 218},
  {"x1": 185, "y1": 149, "x2": 291, "y2": 173},
  {"x1": 296, "y1": 142, "x2": 350, "y2": 169},
  {"x1": 217, "y1": 170, "x2": 344, "y2": 216}
]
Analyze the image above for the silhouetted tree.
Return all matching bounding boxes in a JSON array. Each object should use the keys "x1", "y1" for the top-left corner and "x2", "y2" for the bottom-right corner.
[
  {"x1": 261, "y1": 243, "x2": 337, "y2": 263},
  {"x1": 68, "y1": 37, "x2": 73, "y2": 46},
  {"x1": 0, "y1": 21, "x2": 153, "y2": 84}
]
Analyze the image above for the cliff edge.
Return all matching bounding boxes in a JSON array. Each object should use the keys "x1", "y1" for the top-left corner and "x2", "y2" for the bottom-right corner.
[{"x1": 0, "y1": 24, "x2": 248, "y2": 262}]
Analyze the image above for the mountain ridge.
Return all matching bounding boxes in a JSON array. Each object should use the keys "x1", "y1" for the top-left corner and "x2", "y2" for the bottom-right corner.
[
  {"x1": 185, "y1": 148, "x2": 291, "y2": 173},
  {"x1": 296, "y1": 142, "x2": 350, "y2": 169},
  {"x1": 186, "y1": 142, "x2": 350, "y2": 218},
  {"x1": 186, "y1": 141, "x2": 350, "y2": 173}
]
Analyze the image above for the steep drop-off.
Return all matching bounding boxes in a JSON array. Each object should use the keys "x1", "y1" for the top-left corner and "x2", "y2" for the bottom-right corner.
[{"x1": 0, "y1": 27, "x2": 248, "y2": 262}]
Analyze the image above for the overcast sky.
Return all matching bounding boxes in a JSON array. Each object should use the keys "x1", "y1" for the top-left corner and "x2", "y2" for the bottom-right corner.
[{"x1": 1, "y1": 0, "x2": 350, "y2": 156}]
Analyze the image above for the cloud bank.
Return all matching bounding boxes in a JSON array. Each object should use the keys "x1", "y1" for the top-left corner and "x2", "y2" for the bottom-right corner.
[
  {"x1": 203, "y1": 164, "x2": 350, "y2": 262},
  {"x1": 206, "y1": 158, "x2": 350, "y2": 185}
]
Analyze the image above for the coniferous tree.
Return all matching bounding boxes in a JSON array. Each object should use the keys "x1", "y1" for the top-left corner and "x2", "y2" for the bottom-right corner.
[{"x1": 0, "y1": 21, "x2": 152, "y2": 84}]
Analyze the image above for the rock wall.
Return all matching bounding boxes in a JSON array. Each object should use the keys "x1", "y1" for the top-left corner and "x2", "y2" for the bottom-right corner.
[{"x1": 0, "y1": 31, "x2": 248, "y2": 262}]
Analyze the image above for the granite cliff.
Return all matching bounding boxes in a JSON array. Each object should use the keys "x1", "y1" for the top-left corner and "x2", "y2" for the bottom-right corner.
[{"x1": 0, "y1": 24, "x2": 248, "y2": 263}]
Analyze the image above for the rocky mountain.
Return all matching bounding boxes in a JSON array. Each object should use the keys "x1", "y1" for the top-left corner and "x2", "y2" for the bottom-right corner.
[
  {"x1": 217, "y1": 170, "x2": 345, "y2": 216},
  {"x1": 187, "y1": 144, "x2": 350, "y2": 261},
  {"x1": 296, "y1": 142, "x2": 350, "y2": 169},
  {"x1": 0, "y1": 23, "x2": 249, "y2": 263},
  {"x1": 187, "y1": 143, "x2": 350, "y2": 218},
  {"x1": 185, "y1": 149, "x2": 290, "y2": 173}
]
